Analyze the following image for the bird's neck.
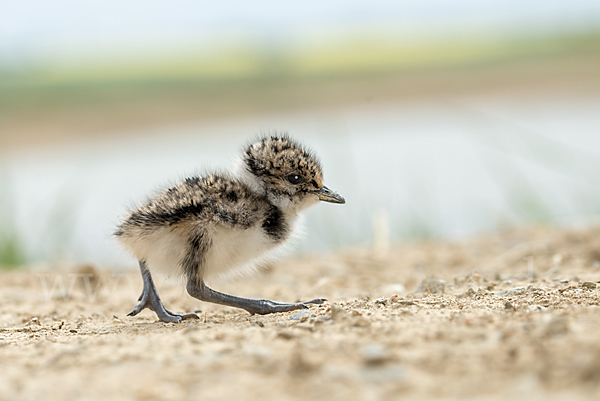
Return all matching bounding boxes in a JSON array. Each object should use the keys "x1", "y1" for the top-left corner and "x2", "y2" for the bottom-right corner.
[{"x1": 232, "y1": 157, "x2": 262, "y2": 192}]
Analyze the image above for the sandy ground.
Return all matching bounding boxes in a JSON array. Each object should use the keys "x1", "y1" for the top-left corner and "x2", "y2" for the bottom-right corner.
[{"x1": 2, "y1": 226, "x2": 600, "y2": 401}]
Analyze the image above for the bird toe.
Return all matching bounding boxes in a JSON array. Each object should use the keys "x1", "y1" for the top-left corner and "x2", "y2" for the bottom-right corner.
[{"x1": 304, "y1": 298, "x2": 327, "y2": 305}]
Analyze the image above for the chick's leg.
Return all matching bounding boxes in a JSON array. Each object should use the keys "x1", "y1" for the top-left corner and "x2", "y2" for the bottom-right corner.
[
  {"x1": 187, "y1": 279, "x2": 326, "y2": 315},
  {"x1": 128, "y1": 260, "x2": 199, "y2": 323}
]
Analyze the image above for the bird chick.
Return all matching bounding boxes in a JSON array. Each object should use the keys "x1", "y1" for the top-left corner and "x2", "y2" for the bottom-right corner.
[{"x1": 115, "y1": 135, "x2": 345, "y2": 323}]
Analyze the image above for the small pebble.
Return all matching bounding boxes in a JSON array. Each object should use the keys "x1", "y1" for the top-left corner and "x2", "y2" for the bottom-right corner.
[
  {"x1": 459, "y1": 288, "x2": 478, "y2": 298},
  {"x1": 112, "y1": 315, "x2": 125, "y2": 323},
  {"x1": 375, "y1": 298, "x2": 388, "y2": 305},
  {"x1": 289, "y1": 310, "x2": 311, "y2": 321},
  {"x1": 495, "y1": 287, "x2": 526, "y2": 297},
  {"x1": 393, "y1": 300, "x2": 416, "y2": 308},
  {"x1": 581, "y1": 282, "x2": 597, "y2": 290}
]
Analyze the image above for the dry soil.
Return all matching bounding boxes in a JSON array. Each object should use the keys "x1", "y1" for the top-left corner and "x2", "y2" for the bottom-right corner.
[{"x1": 2, "y1": 226, "x2": 600, "y2": 401}]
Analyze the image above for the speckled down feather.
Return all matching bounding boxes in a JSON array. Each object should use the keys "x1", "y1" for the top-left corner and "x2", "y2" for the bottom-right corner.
[{"x1": 115, "y1": 135, "x2": 325, "y2": 281}]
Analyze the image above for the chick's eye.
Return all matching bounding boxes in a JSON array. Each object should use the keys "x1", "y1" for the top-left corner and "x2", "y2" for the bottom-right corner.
[{"x1": 286, "y1": 173, "x2": 303, "y2": 185}]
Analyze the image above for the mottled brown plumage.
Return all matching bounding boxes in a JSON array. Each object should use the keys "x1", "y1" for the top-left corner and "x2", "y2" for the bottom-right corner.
[{"x1": 115, "y1": 134, "x2": 344, "y2": 323}]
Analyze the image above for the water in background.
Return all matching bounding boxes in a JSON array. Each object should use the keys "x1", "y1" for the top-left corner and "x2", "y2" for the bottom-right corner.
[{"x1": 3, "y1": 92, "x2": 600, "y2": 266}]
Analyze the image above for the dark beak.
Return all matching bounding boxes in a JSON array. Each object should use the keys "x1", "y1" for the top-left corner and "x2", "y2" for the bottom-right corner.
[{"x1": 309, "y1": 186, "x2": 345, "y2": 204}]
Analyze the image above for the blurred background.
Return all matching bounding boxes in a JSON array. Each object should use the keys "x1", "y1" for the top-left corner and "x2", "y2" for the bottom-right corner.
[{"x1": 1, "y1": 0, "x2": 600, "y2": 268}]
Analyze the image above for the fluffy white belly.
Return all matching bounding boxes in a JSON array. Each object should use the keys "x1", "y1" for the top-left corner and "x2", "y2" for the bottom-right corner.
[
  {"x1": 119, "y1": 214, "x2": 304, "y2": 281},
  {"x1": 204, "y1": 213, "x2": 304, "y2": 281},
  {"x1": 203, "y1": 225, "x2": 281, "y2": 281}
]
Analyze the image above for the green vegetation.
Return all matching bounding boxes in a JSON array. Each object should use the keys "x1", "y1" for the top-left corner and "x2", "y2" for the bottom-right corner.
[
  {"x1": 1, "y1": 30, "x2": 599, "y2": 139},
  {"x1": 0, "y1": 179, "x2": 27, "y2": 268},
  {"x1": 2, "y1": 30, "x2": 599, "y2": 87},
  {"x1": 0, "y1": 233, "x2": 27, "y2": 268}
]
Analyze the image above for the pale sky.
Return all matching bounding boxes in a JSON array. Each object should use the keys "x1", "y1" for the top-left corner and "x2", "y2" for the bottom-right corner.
[{"x1": 1, "y1": 0, "x2": 599, "y2": 65}]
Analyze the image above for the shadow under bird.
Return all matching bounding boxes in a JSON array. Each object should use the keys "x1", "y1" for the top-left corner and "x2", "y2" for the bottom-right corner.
[{"x1": 115, "y1": 135, "x2": 345, "y2": 323}]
